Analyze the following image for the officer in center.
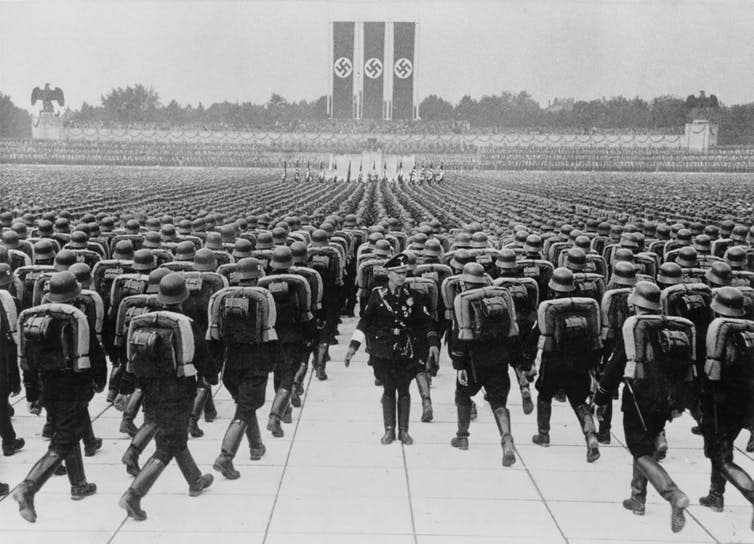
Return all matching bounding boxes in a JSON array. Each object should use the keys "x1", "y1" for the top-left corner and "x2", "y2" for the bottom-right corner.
[{"x1": 345, "y1": 253, "x2": 440, "y2": 445}]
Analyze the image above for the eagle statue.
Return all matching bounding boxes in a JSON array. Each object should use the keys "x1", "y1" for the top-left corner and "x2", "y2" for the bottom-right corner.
[{"x1": 31, "y1": 83, "x2": 65, "y2": 114}]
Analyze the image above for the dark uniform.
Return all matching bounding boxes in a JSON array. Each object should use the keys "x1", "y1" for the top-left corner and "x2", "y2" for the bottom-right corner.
[
  {"x1": 528, "y1": 268, "x2": 602, "y2": 463},
  {"x1": 13, "y1": 271, "x2": 106, "y2": 523},
  {"x1": 594, "y1": 281, "x2": 691, "y2": 534},
  {"x1": 0, "y1": 266, "x2": 24, "y2": 468},
  {"x1": 118, "y1": 273, "x2": 216, "y2": 521},
  {"x1": 449, "y1": 263, "x2": 519, "y2": 466},
  {"x1": 346, "y1": 254, "x2": 439, "y2": 445},
  {"x1": 697, "y1": 287, "x2": 754, "y2": 527},
  {"x1": 213, "y1": 258, "x2": 279, "y2": 479},
  {"x1": 259, "y1": 247, "x2": 317, "y2": 438}
]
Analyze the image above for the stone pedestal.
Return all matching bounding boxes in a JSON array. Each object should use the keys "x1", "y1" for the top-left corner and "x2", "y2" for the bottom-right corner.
[
  {"x1": 685, "y1": 120, "x2": 718, "y2": 151},
  {"x1": 31, "y1": 112, "x2": 64, "y2": 140}
]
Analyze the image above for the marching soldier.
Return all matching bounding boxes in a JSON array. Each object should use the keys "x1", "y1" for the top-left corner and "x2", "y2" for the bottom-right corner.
[
  {"x1": 117, "y1": 273, "x2": 216, "y2": 521},
  {"x1": 449, "y1": 263, "x2": 520, "y2": 466},
  {"x1": 0, "y1": 264, "x2": 24, "y2": 462},
  {"x1": 594, "y1": 281, "x2": 692, "y2": 533},
  {"x1": 596, "y1": 261, "x2": 637, "y2": 444},
  {"x1": 13, "y1": 271, "x2": 106, "y2": 522},
  {"x1": 258, "y1": 247, "x2": 315, "y2": 438},
  {"x1": 183, "y1": 249, "x2": 227, "y2": 438},
  {"x1": 698, "y1": 287, "x2": 754, "y2": 529},
  {"x1": 344, "y1": 254, "x2": 440, "y2": 445},
  {"x1": 306, "y1": 231, "x2": 344, "y2": 381},
  {"x1": 210, "y1": 258, "x2": 279, "y2": 479},
  {"x1": 527, "y1": 267, "x2": 602, "y2": 463}
]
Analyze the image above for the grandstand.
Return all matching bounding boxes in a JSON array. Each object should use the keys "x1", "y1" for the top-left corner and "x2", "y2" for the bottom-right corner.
[{"x1": 4, "y1": 137, "x2": 754, "y2": 172}]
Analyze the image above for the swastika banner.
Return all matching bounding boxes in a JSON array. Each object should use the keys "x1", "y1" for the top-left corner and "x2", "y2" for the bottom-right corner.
[
  {"x1": 362, "y1": 22, "x2": 385, "y2": 120},
  {"x1": 332, "y1": 21, "x2": 355, "y2": 119},
  {"x1": 392, "y1": 22, "x2": 415, "y2": 120}
]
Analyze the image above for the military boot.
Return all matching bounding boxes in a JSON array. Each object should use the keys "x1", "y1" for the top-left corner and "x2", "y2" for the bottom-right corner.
[
  {"x1": 188, "y1": 387, "x2": 210, "y2": 438},
  {"x1": 66, "y1": 445, "x2": 97, "y2": 500},
  {"x1": 175, "y1": 447, "x2": 213, "y2": 497},
  {"x1": 83, "y1": 413, "x2": 102, "y2": 457},
  {"x1": 381, "y1": 395, "x2": 396, "y2": 445},
  {"x1": 122, "y1": 420, "x2": 159, "y2": 477},
  {"x1": 636, "y1": 455, "x2": 689, "y2": 533},
  {"x1": 397, "y1": 395, "x2": 413, "y2": 445},
  {"x1": 107, "y1": 365, "x2": 123, "y2": 404},
  {"x1": 493, "y1": 407, "x2": 516, "y2": 467},
  {"x1": 699, "y1": 466, "x2": 725, "y2": 512},
  {"x1": 282, "y1": 402, "x2": 293, "y2": 424},
  {"x1": 2, "y1": 437, "x2": 25, "y2": 456},
  {"x1": 42, "y1": 412, "x2": 53, "y2": 439},
  {"x1": 623, "y1": 458, "x2": 647, "y2": 515},
  {"x1": 450, "y1": 403, "x2": 472, "y2": 450},
  {"x1": 315, "y1": 342, "x2": 329, "y2": 380},
  {"x1": 415, "y1": 372, "x2": 433, "y2": 423},
  {"x1": 577, "y1": 404, "x2": 600, "y2": 463},
  {"x1": 246, "y1": 414, "x2": 266, "y2": 460},
  {"x1": 531, "y1": 397, "x2": 551, "y2": 447},
  {"x1": 291, "y1": 360, "x2": 308, "y2": 407},
  {"x1": 119, "y1": 456, "x2": 165, "y2": 521},
  {"x1": 119, "y1": 389, "x2": 143, "y2": 437},
  {"x1": 203, "y1": 394, "x2": 217, "y2": 423},
  {"x1": 654, "y1": 430, "x2": 668, "y2": 461},
  {"x1": 515, "y1": 368, "x2": 534, "y2": 415},
  {"x1": 12, "y1": 450, "x2": 64, "y2": 523},
  {"x1": 720, "y1": 460, "x2": 754, "y2": 530},
  {"x1": 267, "y1": 388, "x2": 290, "y2": 438},
  {"x1": 213, "y1": 420, "x2": 246, "y2": 480},
  {"x1": 596, "y1": 402, "x2": 611, "y2": 444}
]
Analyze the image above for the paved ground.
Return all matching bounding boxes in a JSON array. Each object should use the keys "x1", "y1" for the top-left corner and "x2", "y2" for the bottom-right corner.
[{"x1": 2, "y1": 316, "x2": 754, "y2": 544}]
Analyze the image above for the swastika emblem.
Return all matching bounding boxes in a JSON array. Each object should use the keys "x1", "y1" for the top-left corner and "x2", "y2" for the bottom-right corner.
[
  {"x1": 333, "y1": 57, "x2": 353, "y2": 79},
  {"x1": 364, "y1": 57, "x2": 383, "y2": 79},
  {"x1": 394, "y1": 57, "x2": 413, "y2": 79}
]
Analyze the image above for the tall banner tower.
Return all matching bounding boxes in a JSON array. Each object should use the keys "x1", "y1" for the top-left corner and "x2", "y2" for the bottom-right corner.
[{"x1": 329, "y1": 21, "x2": 416, "y2": 121}]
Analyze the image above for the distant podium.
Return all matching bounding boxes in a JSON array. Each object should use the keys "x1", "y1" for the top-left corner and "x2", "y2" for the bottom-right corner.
[
  {"x1": 685, "y1": 120, "x2": 718, "y2": 151},
  {"x1": 32, "y1": 112, "x2": 64, "y2": 140}
]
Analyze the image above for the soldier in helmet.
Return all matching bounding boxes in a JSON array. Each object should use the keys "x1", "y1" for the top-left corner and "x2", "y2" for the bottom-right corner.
[
  {"x1": 705, "y1": 261, "x2": 733, "y2": 289},
  {"x1": 596, "y1": 260, "x2": 637, "y2": 444},
  {"x1": 345, "y1": 254, "x2": 440, "y2": 445},
  {"x1": 117, "y1": 273, "x2": 216, "y2": 521},
  {"x1": 0, "y1": 264, "x2": 24, "y2": 466},
  {"x1": 527, "y1": 267, "x2": 602, "y2": 463},
  {"x1": 698, "y1": 287, "x2": 754, "y2": 528},
  {"x1": 594, "y1": 281, "x2": 691, "y2": 533},
  {"x1": 448, "y1": 263, "x2": 519, "y2": 466},
  {"x1": 13, "y1": 271, "x2": 106, "y2": 523},
  {"x1": 212, "y1": 258, "x2": 278, "y2": 479},
  {"x1": 657, "y1": 262, "x2": 683, "y2": 291},
  {"x1": 495, "y1": 249, "x2": 520, "y2": 279},
  {"x1": 258, "y1": 246, "x2": 316, "y2": 438}
]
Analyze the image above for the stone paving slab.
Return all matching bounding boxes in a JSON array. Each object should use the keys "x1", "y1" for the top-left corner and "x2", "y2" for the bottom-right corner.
[{"x1": 1, "y1": 315, "x2": 753, "y2": 543}]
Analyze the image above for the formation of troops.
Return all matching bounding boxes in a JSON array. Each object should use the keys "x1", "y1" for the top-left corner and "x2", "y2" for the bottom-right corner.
[
  {"x1": 0, "y1": 195, "x2": 753, "y2": 536},
  {"x1": 282, "y1": 160, "x2": 445, "y2": 185}
]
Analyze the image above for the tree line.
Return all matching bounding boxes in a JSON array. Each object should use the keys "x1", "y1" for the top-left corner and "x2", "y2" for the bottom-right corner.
[{"x1": 1, "y1": 85, "x2": 754, "y2": 144}]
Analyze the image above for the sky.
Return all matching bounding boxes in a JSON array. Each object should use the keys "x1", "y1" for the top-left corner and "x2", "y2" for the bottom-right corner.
[{"x1": 1, "y1": 0, "x2": 754, "y2": 113}]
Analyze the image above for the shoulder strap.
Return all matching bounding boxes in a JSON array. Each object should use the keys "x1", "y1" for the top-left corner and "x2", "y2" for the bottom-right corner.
[{"x1": 0, "y1": 290, "x2": 18, "y2": 338}]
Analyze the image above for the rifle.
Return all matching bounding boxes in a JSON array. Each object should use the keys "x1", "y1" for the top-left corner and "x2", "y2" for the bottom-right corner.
[{"x1": 623, "y1": 378, "x2": 647, "y2": 432}]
